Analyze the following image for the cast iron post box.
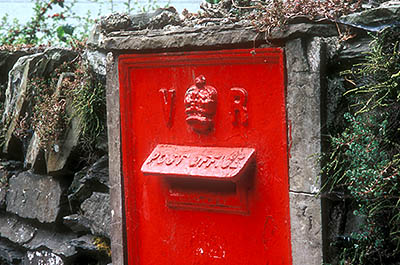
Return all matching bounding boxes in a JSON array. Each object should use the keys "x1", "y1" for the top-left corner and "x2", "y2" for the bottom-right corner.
[{"x1": 118, "y1": 48, "x2": 292, "y2": 264}]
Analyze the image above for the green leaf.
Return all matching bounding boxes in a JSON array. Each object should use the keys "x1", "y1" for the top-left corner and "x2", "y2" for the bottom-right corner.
[{"x1": 205, "y1": 0, "x2": 220, "y2": 4}]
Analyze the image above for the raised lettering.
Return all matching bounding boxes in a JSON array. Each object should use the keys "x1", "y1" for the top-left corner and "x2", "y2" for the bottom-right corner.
[
  {"x1": 175, "y1": 154, "x2": 189, "y2": 166},
  {"x1": 189, "y1": 156, "x2": 201, "y2": 167},
  {"x1": 197, "y1": 157, "x2": 209, "y2": 168},
  {"x1": 159, "y1": 88, "x2": 176, "y2": 128},
  {"x1": 230, "y1": 87, "x2": 248, "y2": 127},
  {"x1": 230, "y1": 155, "x2": 245, "y2": 169},
  {"x1": 157, "y1": 154, "x2": 167, "y2": 164},
  {"x1": 147, "y1": 152, "x2": 160, "y2": 165},
  {"x1": 165, "y1": 154, "x2": 175, "y2": 166}
]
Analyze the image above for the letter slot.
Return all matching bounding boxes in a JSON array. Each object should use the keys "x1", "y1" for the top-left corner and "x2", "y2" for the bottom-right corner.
[{"x1": 141, "y1": 144, "x2": 255, "y2": 214}]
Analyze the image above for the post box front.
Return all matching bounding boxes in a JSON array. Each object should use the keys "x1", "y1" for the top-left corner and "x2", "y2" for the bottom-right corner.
[{"x1": 118, "y1": 48, "x2": 292, "y2": 265}]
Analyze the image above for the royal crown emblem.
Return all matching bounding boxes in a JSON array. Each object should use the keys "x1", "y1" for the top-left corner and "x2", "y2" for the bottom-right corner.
[{"x1": 184, "y1": 75, "x2": 217, "y2": 134}]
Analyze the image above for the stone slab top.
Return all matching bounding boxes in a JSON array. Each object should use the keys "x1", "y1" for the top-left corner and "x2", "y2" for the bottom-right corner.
[
  {"x1": 89, "y1": 2, "x2": 400, "y2": 52},
  {"x1": 88, "y1": 7, "x2": 339, "y2": 51}
]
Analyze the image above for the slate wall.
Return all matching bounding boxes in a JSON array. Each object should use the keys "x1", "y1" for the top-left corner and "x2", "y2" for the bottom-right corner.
[{"x1": 0, "y1": 48, "x2": 112, "y2": 265}]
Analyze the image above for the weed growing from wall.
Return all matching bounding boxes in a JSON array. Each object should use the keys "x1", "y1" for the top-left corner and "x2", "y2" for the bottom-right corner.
[
  {"x1": 28, "y1": 75, "x2": 68, "y2": 150},
  {"x1": 68, "y1": 62, "x2": 106, "y2": 153},
  {"x1": 323, "y1": 26, "x2": 400, "y2": 264},
  {"x1": 15, "y1": 55, "x2": 106, "y2": 157},
  {"x1": 203, "y1": 0, "x2": 362, "y2": 36}
]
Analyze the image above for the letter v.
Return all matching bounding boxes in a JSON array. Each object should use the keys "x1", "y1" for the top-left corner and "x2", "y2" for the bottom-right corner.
[{"x1": 159, "y1": 88, "x2": 176, "y2": 128}]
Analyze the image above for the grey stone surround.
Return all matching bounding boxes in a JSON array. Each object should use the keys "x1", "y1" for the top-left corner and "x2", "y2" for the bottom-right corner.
[{"x1": 100, "y1": 15, "x2": 327, "y2": 264}]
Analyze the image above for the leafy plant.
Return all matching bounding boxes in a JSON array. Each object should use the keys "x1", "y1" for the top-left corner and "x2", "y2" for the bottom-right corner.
[
  {"x1": 0, "y1": 0, "x2": 168, "y2": 46},
  {"x1": 323, "y1": 26, "x2": 400, "y2": 264},
  {"x1": 68, "y1": 63, "x2": 106, "y2": 152},
  {"x1": 0, "y1": 0, "x2": 78, "y2": 45}
]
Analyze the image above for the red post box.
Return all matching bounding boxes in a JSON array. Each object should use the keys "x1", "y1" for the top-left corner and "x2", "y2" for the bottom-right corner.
[{"x1": 118, "y1": 48, "x2": 292, "y2": 264}]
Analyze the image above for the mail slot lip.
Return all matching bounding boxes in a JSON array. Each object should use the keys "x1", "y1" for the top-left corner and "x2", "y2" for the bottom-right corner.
[{"x1": 141, "y1": 144, "x2": 255, "y2": 182}]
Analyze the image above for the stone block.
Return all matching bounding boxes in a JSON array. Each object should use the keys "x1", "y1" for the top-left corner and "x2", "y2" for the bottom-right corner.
[
  {"x1": 23, "y1": 250, "x2": 64, "y2": 265},
  {"x1": 68, "y1": 155, "x2": 109, "y2": 211},
  {"x1": 45, "y1": 73, "x2": 82, "y2": 174},
  {"x1": 290, "y1": 192, "x2": 323, "y2": 265},
  {"x1": 63, "y1": 214, "x2": 91, "y2": 234},
  {"x1": 0, "y1": 171, "x2": 8, "y2": 209},
  {"x1": 0, "y1": 238, "x2": 25, "y2": 264},
  {"x1": 6, "y1": 171, "x2": 63, "y2": 223},
  {"x1": 0, "y1": 214, "x2": 36, "y2": 244},
  {"x1": 286, "y1": 38, "x2": 323, "y2": 193},
  {"x1": 0, "y1": 161, "x2": 23, "y2": 209},
  {"x1": 23, "y1": 229, "x2": 77, "y2": 258},
  {"x1": 81, "y1": 192, "x2": 111, "y2": 238}
]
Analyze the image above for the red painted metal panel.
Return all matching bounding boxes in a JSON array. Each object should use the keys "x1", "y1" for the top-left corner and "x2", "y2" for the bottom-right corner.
[{"x1": 118, "y1": 48, "x2": 292, "y2": 265}]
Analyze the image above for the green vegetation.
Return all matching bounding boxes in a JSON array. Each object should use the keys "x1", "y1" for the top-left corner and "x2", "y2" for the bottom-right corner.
[
  {"x1": 66, "y1": 60, "x2": 106, "y2": 152},
  {"x1": 20, "y1": 56, "x2": 106, "y2": 154},
  {"x1": 0, "y1": 0, "x2": 167, "y2": 46},
  {"x1": 323, "y1": 26, "x2": 400, "y2": 264}
]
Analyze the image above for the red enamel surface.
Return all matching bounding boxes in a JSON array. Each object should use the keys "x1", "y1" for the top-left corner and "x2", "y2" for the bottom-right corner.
[{"x1": 118, "y1": 48, "x2": 292, "y2": 265}]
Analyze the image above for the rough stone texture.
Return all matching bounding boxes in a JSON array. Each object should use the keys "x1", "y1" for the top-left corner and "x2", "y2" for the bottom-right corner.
[
  {"x1": 6, "y1": 171, "x2": 63, "y2": 223},
  {"x1": 45, "y1": 111, "x2": 81, "y2": 174},
  {"x1": 23, "y1": 250, "x2": 64, "y2": 265},
  {"x1": 336, "y1": 37, "x2": 372, "y2": 62},
  {"x1": 90, "y1": 19, "x2": 338, "y2": 51},
  {"x1": 1, "y1": 48, "x2": 77, "y2": 156},
  {"x1": 0, "y1": 160, "x2": 23, "y2": 208},
  {"x1": 1, "y1": 53, "x2": 31, "y2": 155},
  {"x1": 23, "y1": 229, "x2": 77, "y2": 258},
  {"x1": 105, "y1": 52, "x2": 126, "y2": 265},
  {"x1": 84, "y1": 50, "x2": 107, "y2": 76},
  {"x1": 289, "y1": 192, "x2": 323, "y2": 265},
  {"x1": 24, "y1": 132, "x2": 46, "y2": 173},
  {"x1": 81, "y1": 192, "x2": 111, "y2": 238},
  {"x1": 339, "y1": 1, "x2": 400, "y2": 31},
  {"x1": 99, "y1": 7, "x2": 181, "y2": 33},
  {"x1": 69, "y1": 234, "x2": 99, "y2": 253},
  {"x1": 0, "y1": 186, "x2": 6, "y2": 209},
  {"x1": 70, "y1": 234, "x2": 112, "y2": 263},
  {"x1": 0, "y1": 50, "x2": 33, "y2": 85},
  {"x1": 0, "y1": 47, "x2": 112, "y2": 264},
  {"x1": 0, "y1": 214, "x2": 36, "y2": 244},
  {"x1": 286, "y1": 37, "x2": 323, "y2": 194},
  {"x1": 0, "y1": 170, "x2": 8, "y2": 209},
  {"x1": 286, "y1": 37, "x2": 323, "y2": 265},
  {"x1": 0, "y1": 238, "x2": 25, "y2": 264},
  {"x1": 45, "y1": 73, "x2": 82, "y2": 174},
  {"x1": 63, "y1": 214, "x2": 92, "y2": 234},
  {"x1": 68, "y1": 155, "x2": 109, "y2": 210}
]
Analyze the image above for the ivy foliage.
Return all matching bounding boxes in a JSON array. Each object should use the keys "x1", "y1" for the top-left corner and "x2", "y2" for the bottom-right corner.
[{"x1": 323, "y1": 26, "x2": 400, "y2": 264}]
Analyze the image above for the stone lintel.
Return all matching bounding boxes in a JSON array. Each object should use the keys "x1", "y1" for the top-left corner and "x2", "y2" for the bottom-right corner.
[{"x1": 92, "y1": 21, "x2": 337, "y2": 51}]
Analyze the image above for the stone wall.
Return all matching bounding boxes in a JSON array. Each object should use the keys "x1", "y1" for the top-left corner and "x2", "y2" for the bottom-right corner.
[{"x1": 0, "y1": 48, "x2": 112, "y2": 265}]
